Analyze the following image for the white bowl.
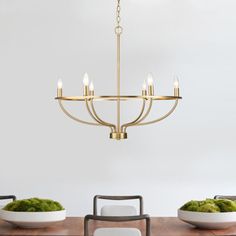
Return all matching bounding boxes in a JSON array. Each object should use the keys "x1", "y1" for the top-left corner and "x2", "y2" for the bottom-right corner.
[
  {"x1": 0, "y1": 209, "x2": 66, "y2": 228},
  {"x1": 178, "y1": 209, "x2": 236, "y2": 229}
]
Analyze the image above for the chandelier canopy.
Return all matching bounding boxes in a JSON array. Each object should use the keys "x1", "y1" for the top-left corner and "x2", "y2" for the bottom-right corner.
[{"x1": 55, "y1": 0, "x2": 182, "y2": 140}]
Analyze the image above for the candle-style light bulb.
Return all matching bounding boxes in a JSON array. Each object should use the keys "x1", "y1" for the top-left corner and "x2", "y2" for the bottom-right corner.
[
  {"x1": 174, "y1": 77, "x2": 179, "y2": 88},
  {"x1": 83, "y1": 73, "x2": 89, "y2": 96},
  {"x1": 147, "y1": 73, "x2": 154, "y2": 86},
  {"x1": 57, "y1": 79, "x2": 63, "y2": 97},
  {"x1": 147, "y1": 73, "x2": 154, "y2": 95},
  {"x1": 142, "y1": 81, "x2": 147, "y2": 90},
  {"x1": 89, "y1": 81, "x2": 94, "y2": 91},
  {"x1": 174, "y1": 76, "x2": 180, "y2": 97},
  {"x1": 89, "y1": 81, "x2": 94, "y2": 96},
  {"x1": 57, "y1": 79, "x2": 63, "y2": 89},
  {"x1": 83, "y1": 73, "x2": 89, "y2": 86}
]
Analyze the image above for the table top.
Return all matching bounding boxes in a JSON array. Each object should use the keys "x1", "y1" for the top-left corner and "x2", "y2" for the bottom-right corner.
[{"x1": 0, "y1": 217, "x2": 236, "y2": 236}]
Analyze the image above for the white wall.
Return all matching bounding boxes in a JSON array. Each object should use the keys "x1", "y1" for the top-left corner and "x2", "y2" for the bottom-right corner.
[{"x1": 0, "y1": 0, "x2": 236, "y2": 216}]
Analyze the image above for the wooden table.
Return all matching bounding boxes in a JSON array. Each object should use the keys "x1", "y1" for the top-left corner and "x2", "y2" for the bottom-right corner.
[{"x1": 0, "y1": 217, "x2": 236, "y2": 236}]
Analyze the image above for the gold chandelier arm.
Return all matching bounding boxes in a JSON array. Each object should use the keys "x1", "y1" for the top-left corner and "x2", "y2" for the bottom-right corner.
[
  {"x1": 90, "y1": 99, "x2": 116, "y2": 131},
  {"x1": 85, "y1": 99, "x2": 115, "y2": 132},
  {"x1": 135, "y1": 100, "x2": 179, "y2": 126},
  {"x1": 121, "y1": 98, "x2": 146, "y2": 131},
  {"x1": 58, "y1": 100, "x2": 101, "y2": 126},
  {"x1": 123, "y1": 99, "x2": 153, "y2": 132}
]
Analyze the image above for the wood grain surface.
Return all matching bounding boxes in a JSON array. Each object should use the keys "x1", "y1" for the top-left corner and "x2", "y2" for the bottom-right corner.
[{"x1": 0, "y1": 217, "x2": 236, "y2": 235}]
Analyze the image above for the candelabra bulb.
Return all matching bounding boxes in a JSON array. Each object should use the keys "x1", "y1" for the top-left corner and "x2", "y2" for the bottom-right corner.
[
  {"x1": 147, "y1": 73, "x2": 154, "y2": 86},
  {"x1": 57, "y1": 79, "x2": 63, "y2": 89},
  {"x1": 174, "y1": 76, "x2": 179, "y2": 88},
  {"x1": 83, "y1": 73, "x2": 89, "y2": 86},
  {"x1": 142, "y1": 81, "x2": 147, "y2": 90},
  {"x1": 89, "y1": 81, "x2": 94, "y2": 91}
]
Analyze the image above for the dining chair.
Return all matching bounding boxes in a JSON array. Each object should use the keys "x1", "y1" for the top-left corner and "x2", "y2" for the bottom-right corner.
[
  {"x1": 93, "y1": 195, "x2": 143, "y2": 216},
  {"x1": 0, "y1": 195, "x2": 16, "y2": 209},
  {"x1": 85, "y1": 195, "x2": 150, "y2": 236},
  {"x1": 214, "y1": 195, "x2": 236, "y2": 200},
  {"x1": 84, "y1": 214, "x2": 151, "y2": 236},
  {"x1": 0, "y1": 195, "x2": 16, "y2": 201}
]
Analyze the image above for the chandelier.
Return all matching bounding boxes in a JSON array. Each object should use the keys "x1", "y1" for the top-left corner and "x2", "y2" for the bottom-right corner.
[{"x1": 55, "y1": 0, "x2": 182, "y2": 140}]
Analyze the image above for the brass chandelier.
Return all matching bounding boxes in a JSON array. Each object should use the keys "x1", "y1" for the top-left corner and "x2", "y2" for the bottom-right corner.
[{"x1": 55, "y1": 0, "x2": 182, "y2": 140}]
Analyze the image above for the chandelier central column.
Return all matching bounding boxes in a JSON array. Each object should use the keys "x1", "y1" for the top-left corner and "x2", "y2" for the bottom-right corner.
[{"x1": 113, "y1": 0, "x2": 125, "y2": 139}]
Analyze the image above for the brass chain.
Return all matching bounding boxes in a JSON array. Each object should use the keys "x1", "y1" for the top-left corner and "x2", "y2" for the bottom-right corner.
[
  {"x1": 115, "y1": 0, "x2": 122, "y2": 35},
  {"x1": 116, "y1": 0, "x2": 121, "y2": 26}
]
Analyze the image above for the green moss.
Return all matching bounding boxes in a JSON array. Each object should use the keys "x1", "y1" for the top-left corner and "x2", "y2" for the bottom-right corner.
[
  {"x1": 198, "y1": 203, "x2": 220, "y2": 213},
  {"x1": 180, "y1": 199, "x2": 236, "y2": 213},
  {"x1": 215, "y1": 199, "x2": 236, "y2": 212},
  {"x1": 180, "y1": 200, "x2": 200, "y2": 212},
  {"x1": 3, "y1": 198, "x2": 64, "y2": 212}
]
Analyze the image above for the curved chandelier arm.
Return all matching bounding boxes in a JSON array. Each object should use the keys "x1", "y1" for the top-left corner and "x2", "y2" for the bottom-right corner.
[
  {"x1": 135, "y1": 100, "x2": 179, "y2": 126},
  {"x1": 123, "y1": 99, "x2": 153, "y2": 132},
  {"x1": 90, "y1": 99, "x2": 116, "y2": 131},
  {"x1": 58, "y1": 100, "x2": 101, "y2": 126},
  {"x1": 85, "y1": 99, "x2": 115, "y2": 132},
  {"x1": 121, "y1": 98, "x2": 146, "y2": 132}
]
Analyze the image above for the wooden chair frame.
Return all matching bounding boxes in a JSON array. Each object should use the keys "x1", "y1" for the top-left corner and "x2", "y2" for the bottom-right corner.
[
  {"x1": 0, "y1": 195, "x2": 16, "y2": 201},
  {"x1": 84, "y1": 214, "x2": 151, "y2": 236},
  {"x1": 214, "y1": 195, "x2": 236, "y2": 200},
  {"x1": 93, "y1": 195, "x2": 143, "y2": 216}
]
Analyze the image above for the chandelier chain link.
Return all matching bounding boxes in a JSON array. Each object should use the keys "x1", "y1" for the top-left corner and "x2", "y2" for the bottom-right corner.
[
  {"x1": 115, "y1": 0, "x2": 123, "y2": 35},
  {"x1": 116, "y1": 0, "x2": 121, "y2": 26}
]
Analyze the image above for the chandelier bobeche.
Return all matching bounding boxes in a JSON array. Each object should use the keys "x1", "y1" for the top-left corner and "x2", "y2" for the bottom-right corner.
[{"x1": 55, "y1": 0, "x2": 182, "y2": 140}]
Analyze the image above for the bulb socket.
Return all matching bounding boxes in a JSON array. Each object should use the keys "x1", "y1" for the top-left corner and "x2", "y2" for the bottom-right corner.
[
  {"x1": 57, "y1": 88, "x2": 62, "y2": 97},
  {"x1": 148, "y1": 85, "x2": 154, "y2": 96},
  {"x1": 83, "y1": 86, "x2": 89, "y2": 96},
  {"x1": 142, "y1": 90, "x2": 147, "y2": 96},
  {"x1": 174, "y1": 88, "x2": 180, "y2": 97}
]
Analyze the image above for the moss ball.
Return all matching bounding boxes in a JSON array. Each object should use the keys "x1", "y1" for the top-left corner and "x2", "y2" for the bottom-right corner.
[
  {"x1": 3, "y1": 198, "x2": 64, "y2": 212},
  {"x1": 180, "y1": 198, "x2": 236, "y2": 213}
]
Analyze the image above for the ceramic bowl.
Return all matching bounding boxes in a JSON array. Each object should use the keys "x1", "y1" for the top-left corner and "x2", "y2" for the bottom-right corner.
[
  {"x1": 0, "y1": 209, "x2": 66, "y2": 228},
  {"x1": 178, "y1": 209, "x2": 236, "y2": 229}
]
